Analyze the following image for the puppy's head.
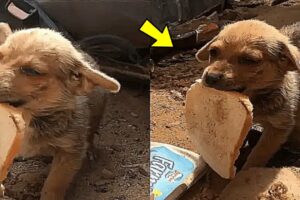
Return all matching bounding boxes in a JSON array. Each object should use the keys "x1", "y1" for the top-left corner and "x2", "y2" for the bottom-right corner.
[
  {"x1": 196, "y1": 20, "x2": 300, "y2": 94},
  {"x1": 0, "y1": 24, "x2": 120, "y2": 113}
]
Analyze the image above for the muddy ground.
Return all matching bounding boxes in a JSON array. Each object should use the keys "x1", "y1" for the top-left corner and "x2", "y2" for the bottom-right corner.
[
  {"x1": 151, "y1": 1, "x2": 300, "y2": 200},
  {"x1": 3, "y1": 84, "x2": 150, "y2": 200}
]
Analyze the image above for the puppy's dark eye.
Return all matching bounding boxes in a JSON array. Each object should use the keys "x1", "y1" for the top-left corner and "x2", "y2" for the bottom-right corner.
[
  {"x1": 279, "y1": 54, "x2": 288, "y2": 62},
  {"x1": 209, "y1": 48, "x2": 219, "y2": 58},
  {"x1": 238, "y1": 56, "x2": 261, "y2": 65},
  {"x1": 70, "y1": 71, "x2": 82, "y2": 81},
  {"x1": 20, "y1": 67, "x2": 42, "y2": 76}
]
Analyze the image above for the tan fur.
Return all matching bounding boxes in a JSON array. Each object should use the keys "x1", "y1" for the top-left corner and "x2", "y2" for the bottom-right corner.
[
  {"x1": 196, "y1": 20, "x2": 300, "y2": 169},
  {"x1": 0, "y1": 24, "x2": 120, "y2": 200},
  {"x1": 0, "y1": 23, "x2": 11, "y2": 44}
]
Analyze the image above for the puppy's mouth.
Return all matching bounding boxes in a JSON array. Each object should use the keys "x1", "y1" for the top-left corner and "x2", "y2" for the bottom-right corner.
[
  {"x1": 1, "y1": 100, "x2": 27, "y2": 108},
  {"x1": 204, "y1": 83, "x2": 246, "y2": 93},
  {"x1": 230, "y1": 86, "x2": 246, "y2": 93}
]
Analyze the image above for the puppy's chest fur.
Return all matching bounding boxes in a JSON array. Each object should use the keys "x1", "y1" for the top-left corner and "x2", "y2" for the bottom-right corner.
[
  {"x1": 251, "y1": 71, "x2": 300, "y2": 129},
  {"x1": 21, "y1": 96, "x2": 91, "y2": 157}
]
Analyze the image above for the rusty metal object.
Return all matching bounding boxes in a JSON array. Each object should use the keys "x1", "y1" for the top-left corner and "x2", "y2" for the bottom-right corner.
[
  {"x1": 151, "y1": 13, "x2": 221, "y2": 62},
  {"x1": 195, "y1": 22, "x2": 220, "y2": 44},
  {"x1": 228, "y1": 0, "x2": 289, "y2": 8}
]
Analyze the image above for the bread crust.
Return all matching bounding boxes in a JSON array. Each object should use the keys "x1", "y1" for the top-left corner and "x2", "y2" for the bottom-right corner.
[
  {"x1": 0, "y1": 104, "x2": 23, "y2": 181},
  {"x1": 185, "y1": 80, "x2": 253, "y2": 178}
]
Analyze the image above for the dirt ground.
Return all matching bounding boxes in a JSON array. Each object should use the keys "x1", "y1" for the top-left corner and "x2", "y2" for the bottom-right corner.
[
  {"x1": 3, "y1": 84, "x2": 150, "y2": 200},
  {"x1": 151, "y1": 2, "x2": 300, "y2": 200}
]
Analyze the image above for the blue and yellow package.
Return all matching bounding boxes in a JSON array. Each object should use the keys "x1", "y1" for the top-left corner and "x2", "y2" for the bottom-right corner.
[{"x1": 150, "y1": 142, "x2": 207, "y2": 200}]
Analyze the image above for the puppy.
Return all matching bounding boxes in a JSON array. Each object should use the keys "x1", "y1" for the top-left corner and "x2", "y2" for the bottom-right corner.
[
  {"x1": 0, "y1": 23, "x2": 120, "y2": 200},
  {"x1": 196, "y1": 20, "x2": 300, "y2": 169}
]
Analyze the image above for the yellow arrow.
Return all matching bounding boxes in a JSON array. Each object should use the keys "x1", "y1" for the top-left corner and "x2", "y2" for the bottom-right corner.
[{"x1": 140, "y1": 20, "x2": 173, "y2": 47}]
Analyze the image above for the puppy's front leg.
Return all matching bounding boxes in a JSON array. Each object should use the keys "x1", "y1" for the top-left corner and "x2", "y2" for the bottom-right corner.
[
  {"x1": 40, "y1": 151, "x2": 83, "y2": 200},
  {"x1": 243, "y1": 125, "x2": 289, "y2": 169}
]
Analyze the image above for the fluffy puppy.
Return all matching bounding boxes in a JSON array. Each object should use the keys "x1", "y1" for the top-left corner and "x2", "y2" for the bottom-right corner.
[
  {"x1": 196, "y1": 20, "x2": 300, "y2": 169},
  {"x1": 0, "y1": 23, "x2": 120, "y2": 200}
]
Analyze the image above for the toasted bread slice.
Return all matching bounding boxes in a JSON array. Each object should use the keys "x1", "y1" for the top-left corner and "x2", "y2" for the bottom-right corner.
[
  {"x1": 0, "y1": 104, "x2": 23, "y2": 181},
  {"x1": 185, "y1": 80, "x2": 253, "y2": 179}
]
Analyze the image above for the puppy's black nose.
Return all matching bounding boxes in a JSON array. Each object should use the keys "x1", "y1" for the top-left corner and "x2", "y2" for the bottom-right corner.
[{"x1": 204, "y1": 73, "x2": 223, "y2": 86}]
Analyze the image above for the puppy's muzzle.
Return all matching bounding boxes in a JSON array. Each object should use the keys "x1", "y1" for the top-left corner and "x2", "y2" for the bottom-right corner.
[
  {"x1": 202, "y1": 72, "x2": 246, "y2": 92},
  {"x1": 203, "y1": 72, "x2": 223, "y2": 87}
]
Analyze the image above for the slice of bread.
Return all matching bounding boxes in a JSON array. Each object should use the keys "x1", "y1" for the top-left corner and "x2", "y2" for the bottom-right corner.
[
  {"x1": 0, "y1": 104, "x2": 23, "y2": 181},
  {"x1": 185, "y1": 80, "x2": 253, "y2": 179}
]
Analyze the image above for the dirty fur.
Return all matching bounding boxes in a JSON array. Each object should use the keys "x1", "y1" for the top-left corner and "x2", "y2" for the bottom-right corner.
[
  {"x1": 196, "y1": 20, "x2": 300, "y2": 169},
  {"x1": 0, "y1": 23, "x2": 120, "y2": 200}
]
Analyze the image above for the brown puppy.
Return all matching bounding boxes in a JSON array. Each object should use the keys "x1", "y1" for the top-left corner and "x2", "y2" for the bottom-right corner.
[
  {"x1": 0, "y1": 23, "x2": 120, "y2": 200},
  {"x1": 196, "y1": 20, "x2": 300, "y2": 169}
]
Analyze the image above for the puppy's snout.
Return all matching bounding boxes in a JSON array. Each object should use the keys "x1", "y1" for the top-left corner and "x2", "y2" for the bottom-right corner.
[{"x1": 204, "y1": 72, "x2": 223, "y2": 86}]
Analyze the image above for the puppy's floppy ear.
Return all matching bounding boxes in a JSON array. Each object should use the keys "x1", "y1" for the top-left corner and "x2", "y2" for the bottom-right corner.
[
  {"x1": 195, "y1": 36, "x2": 218, "y2": 62},
  {"x1": 81, "y1": 65, "x2": 120, "y2": 93},
  {"x1": 281, "y1": 43, "x2": 300, "y2": 71},
  {"x1": 70, "y1": 59, "x2": 121, "y2": 95},
  {"x1": 0, "y1": 23, "x2": 12, "y2": 45}
]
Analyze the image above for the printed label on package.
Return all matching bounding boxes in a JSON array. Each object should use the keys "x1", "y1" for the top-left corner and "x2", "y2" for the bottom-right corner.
[{"x1": 150, "y1": 146, "x2": 195, "y2": 200}]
